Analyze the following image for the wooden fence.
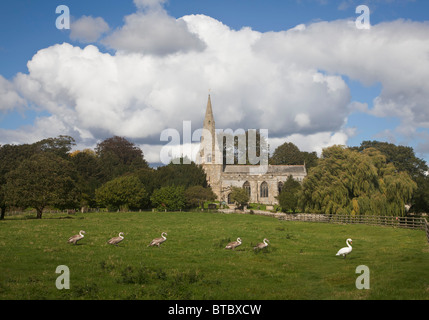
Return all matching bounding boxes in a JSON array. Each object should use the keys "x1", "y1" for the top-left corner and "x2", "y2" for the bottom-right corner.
[
  {"x1": 277, "y1": 213, "x2": 429, "y2": 243},
  {"x1": 425, "y1": 218, "x2": 429, "y2": 243}
]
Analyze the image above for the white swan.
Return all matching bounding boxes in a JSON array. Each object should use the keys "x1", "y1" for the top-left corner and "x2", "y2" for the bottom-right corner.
[
  {"x1": 68, "y1": 230, "x2": 85, "y2": 245},
  {"x1": 254, "y1": 238, "x2": 269, "y2": 250},
  {"x1": 336, "y1": 238, "x2": 352, "y2": 259},
  {"x1": 148, "y1": 232, "x2": 168, "y2": 247},
  {"x1": 108, "y1": 232, "x2": 125, "y2": 246},
  {"x1": 225, "y1": 237, "x2": 242, "y2": 250}
]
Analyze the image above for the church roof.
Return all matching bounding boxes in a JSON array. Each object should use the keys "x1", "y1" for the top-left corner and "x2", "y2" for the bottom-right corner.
[{"x1": 223, "y1": 165, "x2": 306, "y2": 174}]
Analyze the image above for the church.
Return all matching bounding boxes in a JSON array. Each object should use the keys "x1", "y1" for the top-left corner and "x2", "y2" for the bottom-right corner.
[{"x1": 198, "y1": 95, "x2": 307, "y2": 206}]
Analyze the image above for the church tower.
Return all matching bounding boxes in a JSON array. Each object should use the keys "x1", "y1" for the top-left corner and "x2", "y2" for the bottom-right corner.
[{"x1": 199, "y1": 95, "x2": 223, "y2": 200}]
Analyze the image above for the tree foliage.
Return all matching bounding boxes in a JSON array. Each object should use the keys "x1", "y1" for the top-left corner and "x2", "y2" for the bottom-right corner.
[
  {"x1": 300, "y1": 145, "x2": 417, "y2": 216},
  {"x1": 229, "y1": 186, "x2": 250, "y2": 209},
  {"x1": 4, "y1": 153, "x2": 81, "y2": 218},
  {"x1": 95, "y1": 136, "x2": 149, "y2": 180},
  {"x1": 95, "y1": 175, "x2": 148, "y2": 211},
  {"x1": 150, "y1": 186, "x2": 186, "y2": 211},
  {"x1": 354, "y1": 140, "x2": 429, "y2": 213},
  {"x1": 70, "y1": 149, "x2": 104, "y2": 208},
  {"x1": 0, "y1": 143, "x2": 36, "y2": 219},
  {"x1": 355, "y1": 140, "x2": 428, "y2": 178},
  {"x1": 156, "y1": 159, "x2": 208, "y2": 189},
  {"x1": 270, "y1": 142, "x2": 318, "y2": 169},
  {"x1": 184, "y1": 185, "x2": 216, "y2": 209},
  {"x1": 35, "y1": 135, "x2": 76, "y2": 159},
  {"x1": 277, "y1": 175, "x2": 302, "y2": 213}
]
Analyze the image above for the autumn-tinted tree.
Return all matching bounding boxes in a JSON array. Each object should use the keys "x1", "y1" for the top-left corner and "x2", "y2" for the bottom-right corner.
[
  {"x1": 300, "y1": 145, "x2": 416, "y2": 216},
  {"x1": 4, "y1": 153, "x2": 81, "y2": 219},
  {"x1": 95, "y1": 136, "x2": 149, "y2": 180},
  {"x1": 95, "y1": 175, "x2": 148, "y2": 211},
  {"x1": 277, "y1": 175, "x2": 302, "y2": 213}
]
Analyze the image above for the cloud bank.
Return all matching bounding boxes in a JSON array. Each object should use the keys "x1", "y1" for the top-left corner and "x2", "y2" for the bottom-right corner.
[{"x1": 1, "y1": 2, "x2": 429, "y2": 163}]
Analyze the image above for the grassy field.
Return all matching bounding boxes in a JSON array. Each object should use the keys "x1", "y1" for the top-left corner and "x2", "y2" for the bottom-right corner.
[{"x1": 0, "y1": 211, "x2": 428, "y2": 300}]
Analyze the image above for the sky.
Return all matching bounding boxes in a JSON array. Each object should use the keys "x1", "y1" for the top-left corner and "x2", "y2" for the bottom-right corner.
[{"x1": 0, "y1": 0, "x2": 429, "y2": 165}]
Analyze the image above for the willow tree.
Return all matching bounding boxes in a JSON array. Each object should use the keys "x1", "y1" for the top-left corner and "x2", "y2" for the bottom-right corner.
[{"x1": 300, "y1": 145, "x2": 416, "y2": 216}]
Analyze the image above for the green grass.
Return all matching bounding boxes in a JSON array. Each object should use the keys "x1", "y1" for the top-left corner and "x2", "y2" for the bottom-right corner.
[{"x1": 0, "y1": 211, "x2": 428, "y2": 300}]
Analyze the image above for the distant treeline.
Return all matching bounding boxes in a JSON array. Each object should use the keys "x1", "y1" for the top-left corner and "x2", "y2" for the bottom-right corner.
[{"x1": 0, "y1": 136, "x2": 427, "y2": 219}]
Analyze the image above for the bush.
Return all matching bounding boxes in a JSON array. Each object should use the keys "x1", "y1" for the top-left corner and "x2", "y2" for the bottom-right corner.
[
  {"x1": 150, "y1": 186, "x2": 186, "y2": 211},
  {"x1": 95, "y1": 175, "x2": 148, "y2": 211}
]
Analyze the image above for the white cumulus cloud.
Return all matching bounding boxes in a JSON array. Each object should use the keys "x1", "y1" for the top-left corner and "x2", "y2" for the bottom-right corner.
[
  {"x1": 103, "y1": 4, "x2": 206, "y2": 55},
  {"x1": 1, "y1": 3, "x2": 429, "y2": 163},
  {"x1": 0, "y1": 75, "x2": 26, "y2": 113},
  {"x1": 70, "y1": 16, "x2": 110, "y2": 43}
]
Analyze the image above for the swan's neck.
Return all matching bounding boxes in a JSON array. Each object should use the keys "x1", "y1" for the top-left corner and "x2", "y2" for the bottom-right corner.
[
  {"x1": 162, "y1": 234, "x2": 166, "y2": 239},
  {"x1": 347, "y1": 240, "x2": 352, "y2": 248},
  {"x1": 119, "y1": 233, "x2": 124, "y2": 239},
  {"x1": 263, "y1": 239, "x2": 268, "y2": 245},
  {"x1": 80, "y1": 231, "x2": 84, "y2": 237}
]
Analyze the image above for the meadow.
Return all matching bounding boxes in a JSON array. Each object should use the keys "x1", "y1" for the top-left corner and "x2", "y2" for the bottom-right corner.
[{"x1": 0, "y1": 211, "x2": 428, "y2": 300}]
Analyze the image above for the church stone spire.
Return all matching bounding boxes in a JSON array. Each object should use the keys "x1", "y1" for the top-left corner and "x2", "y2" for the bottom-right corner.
[
  {"x1": 199, "y1": 94, "x2": 223, "y2": 200},
  {"x1": 204, "y1": 94, "x2": 215, "y2": 130},
  {"x1": 199, "y1": 94, "x2": 219, "y2": 165}
]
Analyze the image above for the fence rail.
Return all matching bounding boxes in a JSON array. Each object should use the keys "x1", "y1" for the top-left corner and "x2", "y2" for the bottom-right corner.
[{"x1": 277, "y1": 213, "x2": 428, "y2": 239}]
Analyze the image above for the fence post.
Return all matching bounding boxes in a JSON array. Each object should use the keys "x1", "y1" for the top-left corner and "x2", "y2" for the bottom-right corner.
[{"x1": 423, "y1": 218, "x2": 429, "y2": 242}]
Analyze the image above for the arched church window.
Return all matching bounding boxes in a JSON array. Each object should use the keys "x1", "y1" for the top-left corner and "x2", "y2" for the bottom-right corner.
[
  {"x1": 228, "y1": 193, "x2": 234, "y2": 204},
  {"x1": 260, "y1": 182, "x2": 268, "y2": 198},
  {"x1": 278, "y1": 182, "x2": 284, "y2": 194},
  {"x1": 243, "y1": 181, "x2": 251, "y2": 197},
  {"x1": 207, "y1": 153, "x2": 212, "y2": 163}
]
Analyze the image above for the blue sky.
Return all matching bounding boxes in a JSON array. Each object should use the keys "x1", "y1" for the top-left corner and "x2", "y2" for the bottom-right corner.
[{"x1": 0, "y1": 0, "x2": 429, "y2": 164}]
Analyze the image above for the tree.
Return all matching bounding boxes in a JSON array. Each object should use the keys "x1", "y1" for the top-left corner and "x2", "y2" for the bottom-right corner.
[
  {"x1": 156, "y1": 159, "x2": 208, "y2": 189},
  {"x1": 184, "y1": 185, "x2": 216, "y2": 209},
  {"x1": 150, "y1": 186, "x2": 186, "y2": 211},
  {"x1": 95, "y1": 136, "x2": 149, "y2": 181},
  {"x1": 229, "y1": 187, "x2": 250, "y2": 209},
  {"x1": 277, "y1": 175, "x2": 302, "y2": 213},
  {"x1": 135, "y1": 168, "x2": 160, "y2": 199},
  {"x1": 0, "y1": 184, "x2": 5, "y2": 220},
  {"x1": 355, "y1": 141, "x2": 428, "y2": 178},
  {"x1": 95, "y1": 175, "x2": 148, "y2": 212},
  {"x1": 35, "y1": 135, "x2": 76, "y2": 159},
  {"x1": 270, "y1": 142, "x2": 318, "y2": 169},
  {"x1": 300, "y1": 145, "x2": 417, "y2": 216},
  {"x1": 4, "y1": 153, "x2": 81, "y2": 219},
  {"x1": 0, "y1": 142, "x2": 62, "y2": 219},
  {"x1": 411, "y1": 175, "x2": 429, "y2": 213},
  {"x1": 354, "y1": 140, "x2": 429, "y2": 213},
  {"x1": 70, "y1": 149, "x2": 105, "y2": 208}
]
